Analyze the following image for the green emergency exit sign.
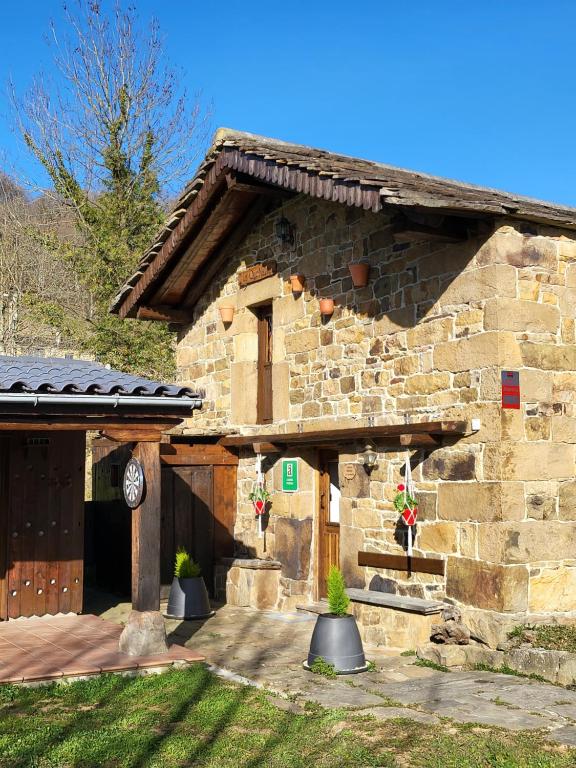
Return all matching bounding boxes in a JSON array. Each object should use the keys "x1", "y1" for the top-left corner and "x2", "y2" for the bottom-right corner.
[{"x1": 281, "y1": 458, "x2": 299, "y2": 492}]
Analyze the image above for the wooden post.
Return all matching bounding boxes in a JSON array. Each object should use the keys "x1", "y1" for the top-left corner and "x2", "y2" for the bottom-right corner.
[{"x1": 132, "y1": 440, "x2": 161, "y2": 612}]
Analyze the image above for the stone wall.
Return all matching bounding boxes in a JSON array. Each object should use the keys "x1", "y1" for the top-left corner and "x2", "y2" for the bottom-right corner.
[{"x1": 176, "y1": 193, "x2": 576, "y2": 628}]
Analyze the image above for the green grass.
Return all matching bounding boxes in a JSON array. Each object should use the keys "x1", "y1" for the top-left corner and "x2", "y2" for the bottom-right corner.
[
  {"x1": 474, "y1": 663, "x2": 547, "y2": 683},
  {"x1": 0, "y1": 666, "x2": 573, "y2": 767},
  {"x1": 413, "y1": 658, "x2": 451, "y2": 673},
  {"x1": 309, "y1": 657, "x2": 337, "y2": 679},
  {"x1": 509, "y1": 624, "x2": 576, "y2": 653}
]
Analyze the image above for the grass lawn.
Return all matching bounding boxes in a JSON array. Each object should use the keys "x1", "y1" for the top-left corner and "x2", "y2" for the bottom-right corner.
[{"x1": 0, "y1": 666, "x2": 573, "y2": 767}]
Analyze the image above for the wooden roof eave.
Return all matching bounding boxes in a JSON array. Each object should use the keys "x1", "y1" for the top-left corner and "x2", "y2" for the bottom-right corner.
[{"x1": 218, "y1": 421, "x2": 470, "y2": 451}]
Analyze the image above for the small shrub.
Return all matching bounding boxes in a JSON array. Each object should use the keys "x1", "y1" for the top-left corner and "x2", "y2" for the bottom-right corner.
[
  {"x1": 400, "y1": 649, "x2": 417, "y2": 657},
  {"x1": 174, "y1": 547, "x2": 201, "y2": 579},
  {"x1": 326, "y1": 566, "x2": 350, "y2": 616},
  {"x1": 310, "y1": 657, "x2": 337, "y2": 678}
]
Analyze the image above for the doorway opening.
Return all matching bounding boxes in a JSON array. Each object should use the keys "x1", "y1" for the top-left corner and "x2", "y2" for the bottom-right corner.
[{"x1": 317, "y1": 451, "x2": 340, "y2": 599}]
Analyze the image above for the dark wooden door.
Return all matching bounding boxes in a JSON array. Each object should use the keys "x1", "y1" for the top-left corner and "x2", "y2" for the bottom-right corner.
[
  {"x1": 257, "y1": 305, "x2": 273, "y2": 424},
  {"x1": 2, "y1": 432, "x2": 85, "y2": 619},
  {"x1": 317, "y1": 453, "x2": 340, "y2": 599},
  {"x1": 161, "y1": 466, "x2": 216, "y2": 594}
]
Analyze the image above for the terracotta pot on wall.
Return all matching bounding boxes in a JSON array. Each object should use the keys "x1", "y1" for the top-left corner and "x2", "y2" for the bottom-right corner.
[
  {"x1": 219, "y1": 306, "x2": 235, "y2": 324},
  {"x1": 290, "y1": 274, "x2": 306, "y2": 293},
  {"x1": 348, "y1": 263, "x2": 370, "y2": 288},
  {"x1": 319, "y1": 298, "x2": 335, "y2": 316}
]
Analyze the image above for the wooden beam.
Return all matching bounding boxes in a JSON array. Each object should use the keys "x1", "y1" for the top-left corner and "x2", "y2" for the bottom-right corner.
[
  {"x1": 136, "y1": 305, "x2": 192, "y2": 324},
  {"x1": 117, "y1": 166, "x2": 229, "y2": 318},
  {"x1": 220, "y1": 421, "x2": 468, "y2": 448},
  {"x1": 132, "y1": 441, "x2": 162, "y2": 611},
  {"x1": 225, "y1": 172, "x2": 293, "y2": 198},
  {"x1": 399, "y1": 434, "x2": 442, "y2": 448},
  {"x1": 153, "y1": 187, "x2": 259, "y2": 305},
  {"x1": 102, "y1": 429, "x2": 166, "y2": 443},
  {"x1": 358, "y1": 551, "x2": 445, "y2": 577},
  {"x1": 161, "y1": 453, "x2": 238, "y2": 466},
  {"x1": 252, "y1": 441, "x2": 282, "y2": 454},
  {"x1": 182, "y1": 196, "x2": 274, "y2": 310}
]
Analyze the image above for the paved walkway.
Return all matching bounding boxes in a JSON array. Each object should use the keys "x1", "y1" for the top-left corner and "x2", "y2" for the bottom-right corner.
[
  {"x1": 0, "y1": 613, "x2": 203, "y2": 684},
  {"x1": 100, "y1": 600, "x2": 576, "y2": 747}
]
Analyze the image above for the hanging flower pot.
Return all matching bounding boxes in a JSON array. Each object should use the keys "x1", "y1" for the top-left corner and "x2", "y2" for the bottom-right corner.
[
  {"x1": 290, "y1": 274, "x2": 306, "y2": 293},
  {"x1": 249, "y1": 485, "x2": 270, "y2": 516},
  {"x1": 348, "y1": 263, "x2": 370, "y2": 288},
  {"x1": 219, "y1": 306, "x2": 235, "y2": 324},
  {"x1": 319, "y1": 298, "x2": 334, "y2": 317}
]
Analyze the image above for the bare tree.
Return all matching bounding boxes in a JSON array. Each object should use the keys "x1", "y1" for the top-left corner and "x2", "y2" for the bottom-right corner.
[{"x1": 10, "y1": 1, "x2": 211, "y2": 377}]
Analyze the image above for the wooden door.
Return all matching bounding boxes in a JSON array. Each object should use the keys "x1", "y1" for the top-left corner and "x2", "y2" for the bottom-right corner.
[
  {"x1": 317, "y1": 453, "x2": 340, "y2": 599},
  {"x1": 161, "y1": 466, "x2": 216, "y2": 594},
  {"x1": 257, "y1": 305, "x2": 273, "y2": 424},
  {"x1": 2, "y1": 432, "x2": 85, "y2": 619}
]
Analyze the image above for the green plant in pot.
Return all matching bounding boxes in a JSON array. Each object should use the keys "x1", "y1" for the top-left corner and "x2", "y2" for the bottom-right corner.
[
  {"x1": 304, "y1": 566, "x2": 368, "y2": 674},
  {"x1": 165, "y1": 547, "x2": 214, "y2": 620}
]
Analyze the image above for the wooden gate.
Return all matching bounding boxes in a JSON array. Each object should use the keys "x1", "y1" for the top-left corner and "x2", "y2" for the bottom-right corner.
[
  {"x1": 160, "y1": 444, "x2": 237, "y2": 596},
  {"x1": 90, "y1": 439, "x2": 237, "y2": 598},
  {"x1": 0, "y1": 432, "x2": 85, "y2": 619}
]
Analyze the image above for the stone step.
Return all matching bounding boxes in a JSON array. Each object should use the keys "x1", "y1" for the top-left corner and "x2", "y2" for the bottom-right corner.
[{"x1": 346, "y1": 588, "x2": 444, "y2": 615}]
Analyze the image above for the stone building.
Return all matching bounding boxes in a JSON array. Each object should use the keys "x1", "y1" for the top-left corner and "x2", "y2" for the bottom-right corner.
[{"x1": 112, "y1": 129, "x2": 576, "y2": 648}]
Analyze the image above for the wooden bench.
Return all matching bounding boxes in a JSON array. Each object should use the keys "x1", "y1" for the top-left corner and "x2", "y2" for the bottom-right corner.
[{"x1": 345, "y1": 588, "x2": 444, "y2": 615}]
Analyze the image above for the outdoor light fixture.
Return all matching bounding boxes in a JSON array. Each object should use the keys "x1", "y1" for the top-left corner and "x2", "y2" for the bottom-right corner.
[
  {"x1": 361, "y1": 442, "x2": 378, "y2": 473},
  {"x1": 275, "y1": 216, "x2": 294, "y2": 245}
]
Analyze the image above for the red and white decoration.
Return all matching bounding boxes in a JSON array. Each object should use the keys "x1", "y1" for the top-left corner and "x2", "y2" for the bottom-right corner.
[{"x1": 398, "y1": 454, "x2": 418, "y2": 557}]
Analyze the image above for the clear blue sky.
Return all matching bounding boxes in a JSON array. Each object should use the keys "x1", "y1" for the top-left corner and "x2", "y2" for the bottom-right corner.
[{"x1": 1, "y1": 0, "x2": 575, "y2": 205}]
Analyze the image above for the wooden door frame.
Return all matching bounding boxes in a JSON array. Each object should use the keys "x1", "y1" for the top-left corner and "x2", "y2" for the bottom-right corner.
[{"x1": 315, "y1": 449, "x2": 340, "y2": 601}]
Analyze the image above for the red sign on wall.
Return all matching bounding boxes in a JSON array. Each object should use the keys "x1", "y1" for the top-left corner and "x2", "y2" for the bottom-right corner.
[{"x1": 501, "y1": 370, "x2": 520, "y2": 409}]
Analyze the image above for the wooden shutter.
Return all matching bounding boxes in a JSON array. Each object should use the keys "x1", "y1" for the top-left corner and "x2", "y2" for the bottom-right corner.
[{"x1": 257, "y1": 306, "x2": 273, "y2": 424}]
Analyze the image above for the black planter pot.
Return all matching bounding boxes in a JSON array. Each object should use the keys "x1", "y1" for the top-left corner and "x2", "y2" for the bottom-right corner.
[
  {"x1": 165, "y1": 576, "x2": 214, "y2": 620},
  {"x1": 305, "y1": 613, "x2": 369, "y2": 674}
]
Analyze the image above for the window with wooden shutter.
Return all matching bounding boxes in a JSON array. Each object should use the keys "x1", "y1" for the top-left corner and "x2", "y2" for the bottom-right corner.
[{"x1": 257, "y1": 305, "x2": 273, "y2": 424}]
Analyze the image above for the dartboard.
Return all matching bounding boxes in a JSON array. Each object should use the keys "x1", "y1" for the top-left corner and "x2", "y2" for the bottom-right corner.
[{"x1": 123, "y1": 457, "x2": 145, "y2": 508}]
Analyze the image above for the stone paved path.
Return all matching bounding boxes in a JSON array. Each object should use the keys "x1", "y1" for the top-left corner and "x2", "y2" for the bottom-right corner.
[{"x1": 99, "y1": 599, "x2": 576, "y2": 746}]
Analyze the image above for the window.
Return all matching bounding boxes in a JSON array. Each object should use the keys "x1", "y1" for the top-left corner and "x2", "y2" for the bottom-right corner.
[{"x1": 257, "y1": 304, "x2": 273, "y2": 423}]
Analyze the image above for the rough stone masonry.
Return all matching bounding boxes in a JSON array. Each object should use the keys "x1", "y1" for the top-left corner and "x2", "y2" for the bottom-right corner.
[{"x1": 173, "y1": 189, "x2": 576, "y2": 648}]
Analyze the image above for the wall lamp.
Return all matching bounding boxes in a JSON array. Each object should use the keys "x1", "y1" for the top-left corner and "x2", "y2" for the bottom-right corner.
[
  {"x1": 275, "y1": 216, "x2": 294, "y2": 245},
  {"x1": 361, "y1": 442, "x2": 378, "y2": 473}
]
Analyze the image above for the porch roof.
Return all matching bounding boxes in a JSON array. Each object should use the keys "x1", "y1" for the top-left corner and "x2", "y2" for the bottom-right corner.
[{"x1": 0, "y1": 355, "x2": 202, "y2": 437}]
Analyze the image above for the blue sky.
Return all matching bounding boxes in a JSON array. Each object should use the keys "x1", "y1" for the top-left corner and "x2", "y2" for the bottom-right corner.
[{"x1": 1, "y1": 1, "x2": 575, "y2": 205}]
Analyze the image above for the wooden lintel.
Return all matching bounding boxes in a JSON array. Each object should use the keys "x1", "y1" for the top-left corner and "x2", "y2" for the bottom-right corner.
[
  {"x1": 252, "y1": 441, "x2": 282, "y2": 454},
  {"x1": 220, "y1": 421, "x2": 468, "y2": 448},
  {"x1": 161, "y1": 453, "x2": 238, "y2": 466},
  {"x1": 136, "y1": 305, "x2": 192, "y2": 324},
  {"x1": 101, "y1": 429, "x2": 165, "y2": 443},
  {"x1": 358, "y1": 551, "x2": 445, "y2": 577},
  {"x1": 399, "y1": 433, "x2": 442, "y2": 448}
]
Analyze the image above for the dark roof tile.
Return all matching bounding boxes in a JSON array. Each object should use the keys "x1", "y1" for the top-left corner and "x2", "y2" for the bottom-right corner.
[{"x1": 0, "y1": 356, "x2": 197, "y2": 399}]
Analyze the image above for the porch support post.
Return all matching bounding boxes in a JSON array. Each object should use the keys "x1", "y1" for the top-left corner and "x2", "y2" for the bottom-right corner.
[{"x1": 132, "y1": 439, "x2": 162, "y2": 612}]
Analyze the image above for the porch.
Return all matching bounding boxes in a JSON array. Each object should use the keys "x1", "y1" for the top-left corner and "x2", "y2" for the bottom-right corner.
[{"x1": 0, "y1": 612, "x2": 203, "y2": 684}]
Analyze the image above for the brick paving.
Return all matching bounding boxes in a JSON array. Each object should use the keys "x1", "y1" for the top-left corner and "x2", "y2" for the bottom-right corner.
[{"x1": 0, "y1": 613, "x2": 204, "y2": 683}]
